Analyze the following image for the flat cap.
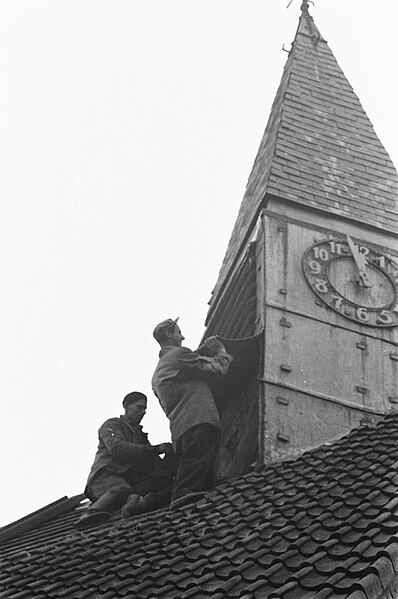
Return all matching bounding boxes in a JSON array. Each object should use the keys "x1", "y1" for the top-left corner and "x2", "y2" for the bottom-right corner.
[{"x1": 153, "y1": 317, "x2": 179, "y2": 343}]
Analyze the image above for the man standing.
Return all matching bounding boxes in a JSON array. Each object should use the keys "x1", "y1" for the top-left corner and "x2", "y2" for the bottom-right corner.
[
  {"x1": 76, "y1": 391, "x2": 176, "y2": 528},
  {"x1": 151, "y1": 318, "x2": 233, "y2": 508}
]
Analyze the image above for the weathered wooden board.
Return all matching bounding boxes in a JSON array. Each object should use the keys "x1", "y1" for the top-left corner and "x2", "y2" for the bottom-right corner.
[
  {"x1": 263, "y1": 306, "x2": 393, "y2": 412},
  {"x1": 262, "y1": 382, "x2": 382, "y2": 463}
]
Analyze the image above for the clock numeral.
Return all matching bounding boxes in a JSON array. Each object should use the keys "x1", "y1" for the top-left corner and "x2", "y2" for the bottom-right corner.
[
  {"x1": 369, "y1": 256, "x2": 386, "y2": 270},
  {"x1": 356, "y1": 307, "x2": 369, "y2": 322},
  {"x1": 377, "y1": 310, "x2": 393, "y2": 325},
  {"x1": 314, "y1": 279, "x2": 328, "y2": 294},
  {"x1": 329, "y1": 241, "x2": 343, "y2": 255},
  {"x1": 331, "y1": 295, "x2": 344, "y2": 310},
  {"x1": 372, "y1": 255, "x2": 386, "y2": 269},
  {"x1": 308, "y1": 260, "x2": 321, "y2": 274},
  {"x1": 313, "y1": 247, "x2": 329, "y2": 261},
  {"x1": 358, "y1": 245, "x2": 370, "y2": 258}
]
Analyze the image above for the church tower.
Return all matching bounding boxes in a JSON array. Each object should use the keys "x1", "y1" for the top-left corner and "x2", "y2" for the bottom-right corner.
[{"x1": 207, "y1": 3, "x2": 398, "y2": 470}]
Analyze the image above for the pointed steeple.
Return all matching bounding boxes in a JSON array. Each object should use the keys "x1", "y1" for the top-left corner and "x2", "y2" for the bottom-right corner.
[{"x1": 214, "y1": 8, "x2": 398, "y2": 300}]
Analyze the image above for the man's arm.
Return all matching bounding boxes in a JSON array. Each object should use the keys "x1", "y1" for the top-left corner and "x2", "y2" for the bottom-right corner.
[
  {"x1": 178, "y1": 337, "x2": 233, "y2": 378},
  {"x1": 99, "y1": 422, "x2": 172, "y2": 464}
]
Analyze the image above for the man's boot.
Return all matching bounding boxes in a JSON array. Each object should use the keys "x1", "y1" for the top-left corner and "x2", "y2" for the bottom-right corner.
[
  {"x1": 75, "y1": 489, "x2": 129, "y2": 529},
  {"x1": 75, "y1": 509, "x2": 110, "y2": 529},
  {"x1": 121, "y1": 494, "x2": 147, "y2": 518}
]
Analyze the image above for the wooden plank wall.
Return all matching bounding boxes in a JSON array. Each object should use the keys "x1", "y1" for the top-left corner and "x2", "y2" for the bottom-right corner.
[
  {"x1": 205, "y1": 231, "x2": 263, "y2": 479},
  {"x1": 205, "y1": 243, "x2": 257, "y2": 340},
  {"x1": 261, "y1": 207, "x2": 398, "y2": 463}
]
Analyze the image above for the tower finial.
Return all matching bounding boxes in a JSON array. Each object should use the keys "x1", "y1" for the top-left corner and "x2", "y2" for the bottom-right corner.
[
  {"x1": 300, "y1": 0, "x2": 313, "y2": 15},
  {"x1": 286, "y1": 0, "x2": 314, "y2": 14}
]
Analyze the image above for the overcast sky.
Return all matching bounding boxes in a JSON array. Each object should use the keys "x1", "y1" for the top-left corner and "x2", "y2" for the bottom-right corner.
[{"x1": 1, "y1": 0, "x2": 397, "y2": 527}]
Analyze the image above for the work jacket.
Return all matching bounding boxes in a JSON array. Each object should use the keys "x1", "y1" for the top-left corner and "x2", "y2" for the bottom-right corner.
[
  {"x1": 151, "y1": 346, "x2": 233, "y2": 444},
  {"x1": 86, "y1": 415, "x2": 159, "y2": 488}
]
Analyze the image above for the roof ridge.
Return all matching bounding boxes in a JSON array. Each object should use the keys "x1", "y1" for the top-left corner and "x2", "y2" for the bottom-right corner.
[{"x1": 0, "y1": 495, "x2": 85, "y2": 544}]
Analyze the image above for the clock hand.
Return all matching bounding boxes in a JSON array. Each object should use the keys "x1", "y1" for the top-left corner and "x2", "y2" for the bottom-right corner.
[{"x1": 346, "y1": 235, "x2": 372, "y2": 288}]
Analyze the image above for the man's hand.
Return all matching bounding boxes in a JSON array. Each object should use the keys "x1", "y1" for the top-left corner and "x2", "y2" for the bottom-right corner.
[
  {"x1": 153, "y1": 442, "x2": 173, "y2": 456},
  {"x1": 203, "y1": 336, "x2": 227, "y2": 356}
]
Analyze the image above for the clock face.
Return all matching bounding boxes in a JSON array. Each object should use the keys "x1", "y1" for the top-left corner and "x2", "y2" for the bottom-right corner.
[{"x1": 302, "y1": 238, "x2": 398, "y2": 327}]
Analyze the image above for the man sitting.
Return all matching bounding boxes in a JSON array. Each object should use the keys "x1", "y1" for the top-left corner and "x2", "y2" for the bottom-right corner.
[{"x1": 76, "y1": 391, "x2": 176, "y2": 528}]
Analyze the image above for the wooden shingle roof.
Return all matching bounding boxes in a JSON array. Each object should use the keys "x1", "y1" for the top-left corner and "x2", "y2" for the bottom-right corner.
[
  {"x1": 2, "y1": 413, "x2": 398, "y2": 598},
  {"x1": 212, "y1": 10, "x2": 398, "y2": 304}
]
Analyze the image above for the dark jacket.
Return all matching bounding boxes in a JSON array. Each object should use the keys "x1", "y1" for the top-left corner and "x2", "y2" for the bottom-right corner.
[{"x1": 86, "y1": 415, "x2": 159, "y2": 489}]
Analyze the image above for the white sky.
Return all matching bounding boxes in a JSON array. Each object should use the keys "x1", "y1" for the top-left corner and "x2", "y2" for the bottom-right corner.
[{"x1": 0, "y1": 0, "x2": 397, "y2": 527}]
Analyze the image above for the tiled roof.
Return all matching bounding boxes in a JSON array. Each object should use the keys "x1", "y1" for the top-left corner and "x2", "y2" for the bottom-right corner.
[
  {"x1": 2, "y1": 413, "x2": 398, "y2": 598},
  {"x1": 212, "y1": 11, "x2": 398, "y2": 304}
]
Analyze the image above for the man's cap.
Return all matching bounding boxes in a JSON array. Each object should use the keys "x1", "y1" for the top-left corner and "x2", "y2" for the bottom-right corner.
[
  {"x1": 123, "y1": 391, "x2": 147, "y2": 408},
  {"x1": 152, "y1": 317, "x2": 179, "y2": 343}
]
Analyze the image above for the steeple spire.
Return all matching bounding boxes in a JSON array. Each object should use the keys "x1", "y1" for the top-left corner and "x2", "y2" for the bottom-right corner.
[{"x1": 210, "y1": 8, "x2": 398, "y2": 303}]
